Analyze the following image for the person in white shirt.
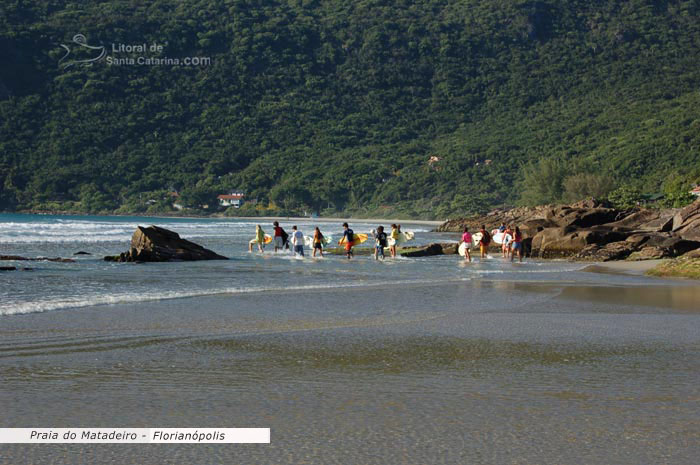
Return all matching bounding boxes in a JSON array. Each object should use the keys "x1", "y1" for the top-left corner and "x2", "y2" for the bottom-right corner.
[{"x1": 291, "y1": 225, "x2": 304, "y2": 257}]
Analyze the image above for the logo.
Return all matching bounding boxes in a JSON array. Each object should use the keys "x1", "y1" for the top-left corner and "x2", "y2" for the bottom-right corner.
[
  {"x1": 59, "y1": 34, "x2": 107, "y2": 69},
  {"x1": 57, "y1": 34, "x2": 211, "y2": 69}
]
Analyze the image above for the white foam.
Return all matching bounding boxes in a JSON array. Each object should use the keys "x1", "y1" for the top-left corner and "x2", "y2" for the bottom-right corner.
[{"x1": 0, "y1": 277, "x2": 468, "y2": 316}]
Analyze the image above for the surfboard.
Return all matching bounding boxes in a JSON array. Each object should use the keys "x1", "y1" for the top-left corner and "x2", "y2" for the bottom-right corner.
[
  {"x1": 458, "y1": 242, "x2": 472, "y2": 257},
  {"x1": 492, "y1": 232, "x2": 512, "y2": 245},
  {"x1": 471, "y1": 232, "x2": 483, "y2": 247},
  {"x1": 387, "y1": 231, "x2": 415, "y2": 246},
  {"x1": 304, "y1": 235, "x2": 332, "y2": 248},
  {"x1": 249, "y1": 234, "x2": 273, "y2": 244},
  {"x1": 338, "y1": 233, "x2": 368, "y2": 245}
]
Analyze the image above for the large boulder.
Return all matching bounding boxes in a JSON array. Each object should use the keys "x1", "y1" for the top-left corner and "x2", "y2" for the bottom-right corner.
[
  {"x1": 626, "y1": 232, "x2": 700, "y2": 257},
  {"x1": 682, "y1": 248, "x2": 700, "y2": 259},
  {"x1": 529, "y1": 226, "x2": 626, "y2": 258},
  {"x1": 400, "y1": 243, "x2": 457, "y2": 257},
  {"x1": 518, "y1": 218, "x2": 553, "y2": 238},
  {"x1": 672, "y1": 200, "x2": 700, "y2": 241},
  {"x1": 545, "y1": 206, "x2": 620, "y2": 228},
  {"x1": 105, "y1": 226, "x2": 228, "y2": 262},
  {"x1": 575, "y1": 242, "x2": 637, "y2": 261},
  {"x1": 576, "y1": 232, "x2": 700, "y2": 261},
  {"x1": 604, "y1": 208, "x2": 675, "y2": 232}
]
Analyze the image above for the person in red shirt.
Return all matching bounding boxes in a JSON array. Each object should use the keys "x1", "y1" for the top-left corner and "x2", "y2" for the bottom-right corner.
[{"x1": 273, "y1": 221, "x2": 284, "y2": 252}]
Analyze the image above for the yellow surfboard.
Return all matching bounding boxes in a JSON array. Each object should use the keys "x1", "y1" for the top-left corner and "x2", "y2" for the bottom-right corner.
[
  {"x1": 338, "y1": 233, "x2": 368, "y2": 245},
  {"x1": 249, "y1": 234, "x2": 273, "y2": 244}
]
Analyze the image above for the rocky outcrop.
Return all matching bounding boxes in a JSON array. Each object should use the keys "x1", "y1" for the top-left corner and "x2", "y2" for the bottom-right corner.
[
  {"x1": 575, "y1": 242, "x2": 637, "y2": 261},
  {"x1": 545, "y1": 206, "x2": 621, "y2": 229},
  {"x1": 400, "y1": 243, "x2": 458, "y2": 257},
  {"x1": 604, "y1": 208, "x2": 675, "y2": 232},
  {"x1": 437, "y1": 198, "x2": 700, "y2": 261},
  {"x1": 104, "y1": 226, "x2": 228, "y2": 262},
  {"x1": 573, "y1": 232, "x2": 700, "y2": 261},
  {"x1": 672, "y1": 199, "x2": 700, "y2": 241},
  {"x1": 683, "y1": 248, "x2": 700, "y2": 259}
]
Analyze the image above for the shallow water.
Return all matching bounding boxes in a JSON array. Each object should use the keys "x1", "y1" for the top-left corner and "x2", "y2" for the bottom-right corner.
[{"x1": 1, "y1": 214, "x2": 699, "y2": 464}]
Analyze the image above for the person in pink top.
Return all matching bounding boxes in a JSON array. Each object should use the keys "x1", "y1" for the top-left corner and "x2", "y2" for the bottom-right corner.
[{"x1": 460, "y1": 226, "x2": 472, "y2": 262}]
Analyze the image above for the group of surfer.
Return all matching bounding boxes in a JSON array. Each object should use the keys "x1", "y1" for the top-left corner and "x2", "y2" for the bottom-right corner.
[
  {"x1": 250, "y1": 221, "x2": 524, "y2": 263},
  {"x1": 460, "y1": 223, "x2": 523, "y2": 263},
  {"x1": 249, "y1": 222, "x2": 405, "y2": 260}
]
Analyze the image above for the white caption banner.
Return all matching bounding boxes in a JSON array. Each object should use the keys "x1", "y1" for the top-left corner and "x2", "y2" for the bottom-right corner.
[{"x1": 0, "y1": 428, "x2": 270, "y2": 444}]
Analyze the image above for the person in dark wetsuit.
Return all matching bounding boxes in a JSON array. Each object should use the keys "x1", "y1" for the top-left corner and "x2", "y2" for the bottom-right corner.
[
  {"x1": 373, "y1": 225, "x2": 388, "y2": 260},
  {"x1": 339, "y1": 222, "x2": 355, "y2": 259}
]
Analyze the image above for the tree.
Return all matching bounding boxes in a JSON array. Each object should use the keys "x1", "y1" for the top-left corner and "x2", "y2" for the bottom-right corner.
[
  {"x1": 562, "y1": 173, "x2": 616, "y2": 202},
  {"x1": 607, "y1": 185, "x2": 643, "y2": 209},
  {"x1": 519, "y1": 157, "x2": 567, "y2": 206}
]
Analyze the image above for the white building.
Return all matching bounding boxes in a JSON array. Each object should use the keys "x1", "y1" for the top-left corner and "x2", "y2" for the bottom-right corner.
[{"x1": 217, "y1": 192, "x2": 245, "y2": 208}]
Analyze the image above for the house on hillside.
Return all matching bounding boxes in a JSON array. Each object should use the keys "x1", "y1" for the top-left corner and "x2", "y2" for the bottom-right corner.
[
  {"x1": 217, "y1": 192, "x2": 245, "y2": 208},
  {"x1": 690, "y1": 185, "x2": 700, "y2": 197}
]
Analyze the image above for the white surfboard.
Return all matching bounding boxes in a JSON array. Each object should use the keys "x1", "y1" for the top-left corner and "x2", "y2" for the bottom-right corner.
[
  {"x1": 304, "y1": 235, "x2": 332, "y2": 248},
  {"x1": 471, "y1": 232, "x2": 483, "y2": 247},
  {"x1": 388, "y1": 231, "x2": 415, "y2": 246},
  {"x1": 492, "y1": 232, "x2": 512, "y2": 245},
  {"x1": 458, "y1": 242, "x2": 472, "y2": 257}
]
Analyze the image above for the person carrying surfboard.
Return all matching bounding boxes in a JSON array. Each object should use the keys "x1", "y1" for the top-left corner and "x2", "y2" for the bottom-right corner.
[
  {"x1": 249, "y1": 224, "x2": 265, "y2": 253},
  {"x1": 479, "y1": 225, "x2": 491, "y2": 259},
  {"x1": 273, "y1": 221, "x2": 285, "y2": 252},
  {"x1": 502, "y1": 225, "x2": 513, "y2": 258},
  {"x1": 339, "y1": 222, "x2": 355, "y2": 259},
  {"x1": 510, "y1": 226, "x2": 524, "y2": 262},
  {"x1": 460, "y1": 226, "x2": 472, "y2": 262},
  {"x1": 312, "y1": 227, "x2": 325, "y2": 257},
  {"x1": 373, "y1": 225, "x2": 388, "y2": 260},
  {"x1": 291, "y1": 225, "x2": 305, "y2": 257},
  {"x1": 389, "y1": 224, "x2": 399, "y2": 258}
]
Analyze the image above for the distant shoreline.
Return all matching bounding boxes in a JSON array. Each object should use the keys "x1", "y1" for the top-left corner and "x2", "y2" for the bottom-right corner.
[{"x1": 5, "y1": 210, "x2": 443, "y2": 226}]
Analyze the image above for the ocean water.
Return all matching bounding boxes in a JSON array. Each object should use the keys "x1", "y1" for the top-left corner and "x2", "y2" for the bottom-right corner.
[
  {"x1": 1, "y1": 214, "x2": 699, "y2": 464},
  {"x1": 0, "y1": 213, "x2": 578, "y2": 317}
]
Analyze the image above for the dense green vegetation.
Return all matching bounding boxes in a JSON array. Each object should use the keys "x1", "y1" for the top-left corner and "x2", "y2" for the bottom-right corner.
[{"x1": 1, "y1": 0, "x2": 699, "y2": 219}]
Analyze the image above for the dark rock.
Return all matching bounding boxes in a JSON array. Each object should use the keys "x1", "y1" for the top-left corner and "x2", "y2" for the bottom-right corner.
[
  {"x1": 672, "y1": 200, "x2": 700, "y2": 241},
  {"x1": 519, "y1": 219, "x2": 553, "y2": 238},
  {"x1": 0, "y1": 266, "x2": 17, "y2": 271},
  {"x1": 400, "y1": 243, "x2": 457, "y2": 257},
  {"x1": 605, "y1": 209, "x2": 675, "y2": 232},
  {"x1": 577, "y1": 232, "x2": 700, "y2": 261},
  {"x1": 105, "y1": 225, "x2": 228, "y2": 262},
  {"x1": 640, "y1": 232, "x2": 700, "y2": 257},
  {"x1": 569, "y1": 198, "x2": 610, "y2": 209},
  {"x1": 575, "y1": 242, "x2": 637, "y2": 261},
  {"x1": 682, "y1": 249, "x2": 700, "y2": 259},
  {"x1": 546, "y1": 206, "x2": 619, "y2": 229},
  {"x1": 0, "y1": 255, "x2": 75, "y2": 263},
  {"x1": 627, "y1": 247, "x2": 672, "y2": 261},
  {"x1": 529, "y1": 227, "x2": 622, "y2": 258},
  {"x1": 74, "y1": 251, "x2": 91, "y2": 255},
  {"x1": 435, "y1": 200, "x2": 696, "y2": 261}
]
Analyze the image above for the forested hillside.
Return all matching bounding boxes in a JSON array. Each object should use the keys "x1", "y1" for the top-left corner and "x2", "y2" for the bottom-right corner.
[{"x1": 1, "y1": 0, "x2": 699, "y2": 218}]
